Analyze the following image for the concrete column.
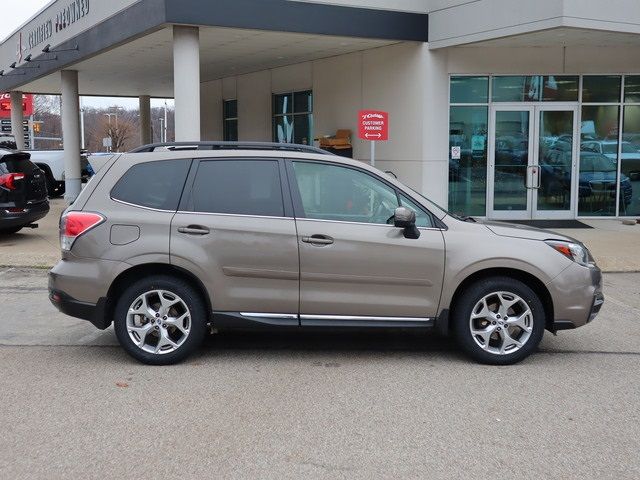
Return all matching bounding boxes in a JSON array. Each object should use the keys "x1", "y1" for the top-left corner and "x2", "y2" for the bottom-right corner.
[
  {"x1": 139, "y1": 95, "x2": 152, "y2": 145},
  {"x1": 61, "y1": 70, "x2": 82, "y2": 203},
  {"x1": 10, "y1": 91, "x2": 25, "y2": 150},
  {"x1": 421, "y1": 45, "x2": 450, "y2": 208},
  {"x1": 173, "y1": 26, "x2": 200, "y2": 141}
]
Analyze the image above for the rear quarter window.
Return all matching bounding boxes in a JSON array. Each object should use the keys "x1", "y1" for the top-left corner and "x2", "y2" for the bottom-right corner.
[{"x1": 110, "y1": 159, "x2": 191, "y2": 210}]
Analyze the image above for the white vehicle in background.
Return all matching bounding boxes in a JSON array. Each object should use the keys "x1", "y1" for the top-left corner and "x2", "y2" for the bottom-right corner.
[{"x1": 26, "y1": 150, "x2": 94, "y2": 198}]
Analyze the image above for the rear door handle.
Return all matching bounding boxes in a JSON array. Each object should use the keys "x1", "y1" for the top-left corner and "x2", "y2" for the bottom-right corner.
[
  {"x1": 178, "y1": 225, "x2": 210, "y2": 235},
  {"x1": 302, "y1": 234, "x2": 334, "y2": 245}
]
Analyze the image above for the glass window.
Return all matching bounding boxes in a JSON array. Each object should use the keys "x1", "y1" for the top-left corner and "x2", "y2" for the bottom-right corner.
[
  {"x1": 621, "y1": 106, "x2": 640, "y2": 216},
  {"x1": 624, "y1": 76, "x2": 640, "y2": 103},
  {"x1": 450, "y1": 76, "x2": 489, "y2": 103},
  {"x1": 111, "y1": 160, "x2": 190, "y2": 210},
  {"x1": 191, "y1": 160, "x2": 284, "y2": 217},
  {"x1": 448, "y1": 106, "x2": 488, "y2": 216},
  {"x1": 492, "y1": 76, "x2": 578, "y2": 102},
  {"x1": 579, "y1": 106, "x2": 620, "y2": 216},
  {"x1": 582, "y1": 76, "x2": 621, "y2": 103},
  {"x1": 292, "y1": 161, "x2": 399, "y2": 224},
  {"x1": 273, "y1": 90, "x2": 313, "y2": 145},
  {"x1": 223, "y1": 100, "x2": 238, "y2": 142},
  {"x1": 399, "y1": 194, "x2": 433, "y2": 228}
]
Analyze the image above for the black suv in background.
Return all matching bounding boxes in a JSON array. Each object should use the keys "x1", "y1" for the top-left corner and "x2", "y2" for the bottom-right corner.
[{"x1": 0, "y1": 149, "x2": 49, "y2": 234}]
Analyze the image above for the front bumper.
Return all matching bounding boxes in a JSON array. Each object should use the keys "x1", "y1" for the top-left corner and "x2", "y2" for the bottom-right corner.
[
  {"x1": 0, "y1": 200, "x2": 49, "y2": 229},
  {"x1": 548, "y1": 263, "x2": 604, "y2": 331}
]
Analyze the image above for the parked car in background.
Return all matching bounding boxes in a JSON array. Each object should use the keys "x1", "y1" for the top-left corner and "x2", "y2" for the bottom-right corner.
[
  {"x1": 27, "y1": 149, "x2": 94, "y2": 198},
  {"x1": 0, "y1": 149, "x2": 49, "y2": 234},
  {"x1": 578, "y1": 151, "x2": 633, "y2": 207},
  {"x1": 0, "y1": 134, "x2": 94, "y2": 197},
  {"x1": 50, "y1": 142, "x2": 603, "y2": 366}
]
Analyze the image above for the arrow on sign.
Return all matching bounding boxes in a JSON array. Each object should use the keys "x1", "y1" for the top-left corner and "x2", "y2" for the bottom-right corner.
[{"x1": 365, "y1": 133, "x2": 382, "y2": 139}]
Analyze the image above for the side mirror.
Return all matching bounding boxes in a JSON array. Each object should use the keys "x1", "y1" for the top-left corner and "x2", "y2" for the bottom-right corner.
[{"x1": 393, "y1": 206, "x2": 420, "y2": 239}]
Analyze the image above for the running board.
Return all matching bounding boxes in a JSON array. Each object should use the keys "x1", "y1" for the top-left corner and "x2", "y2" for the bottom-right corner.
[{"x1": 212, "y1": 312, "x2": 435, "y2": 329}]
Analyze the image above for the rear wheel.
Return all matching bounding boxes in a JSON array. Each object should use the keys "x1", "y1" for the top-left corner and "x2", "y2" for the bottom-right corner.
[
  {"x1": 452, "y1": 277, "x2": 545, "y2": 365},
  {"x1": 113, "y1": 275, "x2": 208, "y2": 365}
]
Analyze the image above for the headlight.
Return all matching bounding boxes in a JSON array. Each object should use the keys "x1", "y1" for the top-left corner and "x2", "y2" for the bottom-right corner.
[{"x1": 545, "y1": 240, "x2": 593, "y2": 267}]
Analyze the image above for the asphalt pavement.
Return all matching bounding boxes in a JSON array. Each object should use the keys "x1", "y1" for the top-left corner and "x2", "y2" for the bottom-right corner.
[{"x1": 0, "y1": 267, "x2": 639, "y2": 479}]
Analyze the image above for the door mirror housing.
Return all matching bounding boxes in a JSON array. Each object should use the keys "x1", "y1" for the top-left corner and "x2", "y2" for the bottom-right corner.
[{"x1": 393, "y1": 206, "x2": 420, "y2": 239}]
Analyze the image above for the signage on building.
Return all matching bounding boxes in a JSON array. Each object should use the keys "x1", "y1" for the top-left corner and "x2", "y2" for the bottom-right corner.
[
  {"x1": 16, "y1": 0, "x2": 91, "y2": 62},
  {"x1": 0, "y1": 94, "x2": 34, "y2": 118},
  {"x1": 358, "y1": 110, "x2": 389, "y2": 141}
]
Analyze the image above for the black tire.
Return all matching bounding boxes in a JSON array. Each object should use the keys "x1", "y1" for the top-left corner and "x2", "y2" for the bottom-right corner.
[
  {"x1": 452, "y1": 276, "x2": 545, "y2": 365},
  {"x1": 0, "y1": 226, "x2": 23, "y2": 234},
  {"x1": 113, "y1": 275, "x2": 208, "y2": 365}
]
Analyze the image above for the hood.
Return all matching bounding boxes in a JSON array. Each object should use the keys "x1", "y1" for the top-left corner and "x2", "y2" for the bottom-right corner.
[{"x1": 477, "y1": 219, "x2": 576, "y2": 242}]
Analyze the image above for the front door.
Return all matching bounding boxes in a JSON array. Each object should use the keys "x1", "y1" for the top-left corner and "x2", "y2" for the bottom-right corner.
[
  {"x1": 489, "y1": 105, "x2": 578, "y2": 219},
  {"x1": 287, "y1": 160, "x2": 445, "y2": 325}
]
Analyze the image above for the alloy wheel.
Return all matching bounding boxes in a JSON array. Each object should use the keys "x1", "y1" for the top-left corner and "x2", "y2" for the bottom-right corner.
[
  {"x1": 126, "y1": 290, "x2": 191, "y2": 355},
  {"x1": 469, "y1": 291, "x2": 534, "y2": 355}
]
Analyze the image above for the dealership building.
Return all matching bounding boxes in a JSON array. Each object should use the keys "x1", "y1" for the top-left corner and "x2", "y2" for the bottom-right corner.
[{"x1": 1, "y1": 0, "x2": 640, "y2": 219}]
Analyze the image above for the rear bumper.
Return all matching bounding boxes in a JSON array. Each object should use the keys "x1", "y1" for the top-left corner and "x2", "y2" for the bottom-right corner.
[
  {"x1": 0, "y1": 201, "x2": 49, "y2": 229},
  {"x1": 548, "y1": 263, "x2": 604, "y2": 331},
  {"x1": 48, "y1": 288, "x2": 110, "y2": 330}
]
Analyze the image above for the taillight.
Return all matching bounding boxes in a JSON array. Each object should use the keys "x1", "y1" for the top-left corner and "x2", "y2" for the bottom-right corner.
[
  {"x1": 60, "y1": 211, "x2": 105, "y2": 251},
  {"x1": 0, "y1": 173, "x2": 25, "y2": 190}
]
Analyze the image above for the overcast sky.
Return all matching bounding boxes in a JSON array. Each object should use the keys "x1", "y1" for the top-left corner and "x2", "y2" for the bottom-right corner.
[{"x1": 1, "y1": 0, "x2": 172, "y2": 109}]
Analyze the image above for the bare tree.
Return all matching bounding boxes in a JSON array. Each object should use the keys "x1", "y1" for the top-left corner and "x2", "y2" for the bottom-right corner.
[
  {"x1": 33, "y1": 95, "x2": 61, "y2": 116},
  {"x1": 104, "y1": 117, "x2": 134, "y2": 152}
]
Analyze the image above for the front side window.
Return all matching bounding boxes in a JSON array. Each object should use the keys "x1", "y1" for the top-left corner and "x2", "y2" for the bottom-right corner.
[
  {"x1": 190, "y1": 160, "x2": 284, "y2": 217},
  {"x1": 273, "y1": 90, "x2": 313, "y2": 145},
  {"x1": 292, "y1": 161, "x2": 404, "y2": 225},
  {"x1": 110, "y1": 159, "x2": 191, "y2": 210}
]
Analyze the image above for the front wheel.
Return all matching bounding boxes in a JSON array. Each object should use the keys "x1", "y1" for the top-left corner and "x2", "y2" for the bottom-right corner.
[
  {"x1": 113, "y1": 276, "x2": 208, "y2": 365},
  {"x1": 452, "y1": 277, "x2": 545, "y2": 365}
]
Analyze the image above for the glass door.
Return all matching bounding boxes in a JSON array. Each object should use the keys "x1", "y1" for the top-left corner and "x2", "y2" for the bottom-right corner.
[
  {"x1": 533, "y1": 106, "x2": 577, "y2": 219},
  {"x1": 489, "y1": 107, "x2": 534, "y2": 219},
  {"x1": 489, "y1": 106, "x2": 577, "y2": 219}
]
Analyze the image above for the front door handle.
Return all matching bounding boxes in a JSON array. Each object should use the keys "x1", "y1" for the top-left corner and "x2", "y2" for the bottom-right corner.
[
  {"x1": 178, "y1": 225, "x2": 210, "y2": 235},
  {"x1": 302, "y1": 234, "x2": 334, "y2": 245}
]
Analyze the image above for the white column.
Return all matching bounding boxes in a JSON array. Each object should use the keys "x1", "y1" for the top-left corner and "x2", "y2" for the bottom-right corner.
[
  {"x1": 421, "y1": 45, "x2": 450, "y2": 208},
  {"x1": 139, "y1": 95, "x2": 152, "y2": 145},
  {"x1": 10, "y1": 91, "x2": 25, "y2": 150},
  {"x1": 61, "y1": 70, "x2": 82, "y2": 203},
  {"x1": 173, "y1": 26, "x2": 200, "y2": 141}
]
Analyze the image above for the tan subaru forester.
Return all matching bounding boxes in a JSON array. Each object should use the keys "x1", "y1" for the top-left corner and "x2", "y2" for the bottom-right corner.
[{"x1": 49, "y1": 142, "x2": 603, "y2": 365}]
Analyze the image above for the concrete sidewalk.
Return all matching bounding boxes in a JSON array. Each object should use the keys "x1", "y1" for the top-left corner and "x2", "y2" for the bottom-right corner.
[{"x1": 1, "y1": 199, "x2": 639, "y2": 272}]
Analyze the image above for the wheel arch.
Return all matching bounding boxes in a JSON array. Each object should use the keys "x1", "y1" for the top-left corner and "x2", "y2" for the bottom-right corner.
[
  {"x1": 444, "y1": 267, "x2": 554, "y2": 332},
  {"x1": 105, "y1": 263, "x2": 213, "y2": 325}
]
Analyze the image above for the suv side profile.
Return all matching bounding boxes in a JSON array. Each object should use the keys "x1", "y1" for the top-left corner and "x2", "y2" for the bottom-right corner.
[{"x1": 49, "y1": 143, "x2": 603, "y2": 365}]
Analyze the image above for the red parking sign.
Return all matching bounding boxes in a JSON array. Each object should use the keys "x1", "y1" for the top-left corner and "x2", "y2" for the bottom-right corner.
[{"x1": 358, "y1": 110, "x2": 388, "y2": 141}]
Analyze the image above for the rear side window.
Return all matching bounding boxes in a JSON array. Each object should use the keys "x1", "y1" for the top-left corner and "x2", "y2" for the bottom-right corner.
[
  {"x1": 111, "y1": 159, "x2": 190, "y2": 210},
  {"x1": 190, "y1": 160, "x2": 284, "y2": 216}
]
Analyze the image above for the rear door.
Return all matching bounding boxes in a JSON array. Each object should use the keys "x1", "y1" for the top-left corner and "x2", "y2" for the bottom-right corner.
[
  {"x1": 288, "y1": 159, "x2": 445, "y2": 325},
  {"x1": 170, "y1": 158, "x2": 299, "y2": 321}
]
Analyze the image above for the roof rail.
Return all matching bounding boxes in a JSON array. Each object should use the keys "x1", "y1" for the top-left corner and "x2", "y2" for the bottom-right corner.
[{"x1": 129, "y1": 141, "x2": 333, "y2": 155}]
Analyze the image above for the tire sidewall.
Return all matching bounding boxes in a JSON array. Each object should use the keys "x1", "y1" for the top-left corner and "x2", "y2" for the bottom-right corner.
[
  {"x1": 453, "y1": 277, "x2": 545, "y2": 365},
  {"x1": 113, "y1": 275, "x2": 208, "y2": 365}
]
